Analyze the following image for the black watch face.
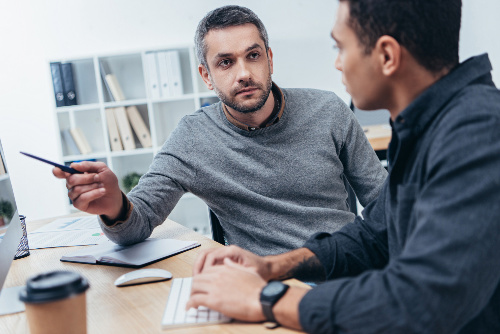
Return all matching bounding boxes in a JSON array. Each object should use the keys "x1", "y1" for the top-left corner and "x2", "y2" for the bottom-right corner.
[{"x1": 263, "y1": 281, "x2": 285, "y2": 297}]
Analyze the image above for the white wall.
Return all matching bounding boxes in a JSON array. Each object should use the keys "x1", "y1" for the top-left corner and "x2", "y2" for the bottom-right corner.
[{"x1": 0, "y1": 0, "x2": 498, "y2": 220}]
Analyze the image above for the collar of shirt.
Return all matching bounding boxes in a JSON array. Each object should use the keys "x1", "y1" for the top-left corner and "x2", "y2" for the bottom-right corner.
[
  {"x1": 393, "y1": 54, "x2": 493, "y2": 139},
  {"x1": 222, "y1": 82, "x2": 285, "y2": 131}
]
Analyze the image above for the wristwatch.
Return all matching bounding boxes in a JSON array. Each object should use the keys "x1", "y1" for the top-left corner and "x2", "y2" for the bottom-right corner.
[{"x1": 260, "y1": 281, "x2": 289, "y2": 323}]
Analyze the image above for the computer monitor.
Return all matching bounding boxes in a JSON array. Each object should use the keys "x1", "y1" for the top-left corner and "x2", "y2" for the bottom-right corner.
[{"x1": 0, "y1": 139, "x2": 25, "y2": 315}]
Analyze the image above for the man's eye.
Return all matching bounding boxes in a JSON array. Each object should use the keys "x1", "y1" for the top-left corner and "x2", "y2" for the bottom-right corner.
[
  {"x1": 249, "y1": 52, "x2": 260, "y2": 59},
  {"x1": 219, "y1": 59, "x2": 232, "y2": 67}
]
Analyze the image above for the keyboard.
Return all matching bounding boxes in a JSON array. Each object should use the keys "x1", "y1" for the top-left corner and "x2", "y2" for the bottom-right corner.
[{"x1": 162, "y1": 277, "x2": 232, "y2": 329}]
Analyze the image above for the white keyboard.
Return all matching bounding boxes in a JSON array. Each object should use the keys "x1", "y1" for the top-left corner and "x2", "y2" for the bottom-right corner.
[{"x1": 162, "y1": 277, "x2": 232, "y2": 329}]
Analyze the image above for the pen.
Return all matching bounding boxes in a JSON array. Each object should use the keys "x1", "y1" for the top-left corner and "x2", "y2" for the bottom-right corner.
[{"x1": 20, "y1": 152, "x2": 83, "y2": 174}]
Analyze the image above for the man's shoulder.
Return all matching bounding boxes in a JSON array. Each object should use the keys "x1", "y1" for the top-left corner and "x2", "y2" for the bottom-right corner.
[
  {"x1": 427, "y1": 82, "x2": 500, "y2": 156},
  {"x1": 177, "y1": 102, "x2": 222, "y2": 127},
  {"x1": 281, "y1": 87, "x2": 341, "y2": 102},
  {"x1": 442, "y1": 81, "x2": 500, "y2": 124},
  {"x1": 165, "y1": 102, "x2": 222, "y2": 145},
  {"x1": 281, "y1": 87, "x2": 352, "y2": 120}
]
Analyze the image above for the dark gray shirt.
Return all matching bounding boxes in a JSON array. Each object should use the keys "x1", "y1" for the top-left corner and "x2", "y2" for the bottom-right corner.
[{"x1": 300, "y1": 54, "x2": 500, "y2": 333}]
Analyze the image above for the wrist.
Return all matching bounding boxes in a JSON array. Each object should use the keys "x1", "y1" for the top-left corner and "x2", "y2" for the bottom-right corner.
[
  {"x1": 272, "y1": 286, "x2": 308, "y2": 330},
  {"x1": 264, "y1": 255, "x2": 285, "y2": 281},
  {"x1": 102, "y1": 193, "x2": 130, "y2": 224},
  {"x1": 261, "y1": 256, "x2": 276, "y2": 281},
  {"x1": 264, "y1": 248, "x2": 314, "y2": 281},
  {"x1": 260, "y1": 281, "x2": 289, "y2": 323}
]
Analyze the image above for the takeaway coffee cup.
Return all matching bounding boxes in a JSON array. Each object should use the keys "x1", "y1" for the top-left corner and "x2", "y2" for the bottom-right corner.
[{"x1": 19, "y1": 270, "x2": 90, "y2": 334}]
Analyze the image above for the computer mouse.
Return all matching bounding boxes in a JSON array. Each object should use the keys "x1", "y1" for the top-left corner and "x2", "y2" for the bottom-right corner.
[{"x1": 114, "y1": 268, "x2": 173, "y2": 287}]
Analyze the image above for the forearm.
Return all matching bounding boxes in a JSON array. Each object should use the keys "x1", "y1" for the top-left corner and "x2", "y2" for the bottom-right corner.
[
  {"x1": 264, "y1": 248, "x2": 326, "y2": 282},
  {"x1": 263, "y1": 206, "x2": 388, "y2": 283},
  {"x1": 99, "y1": 194, "x2": 156, "y2": 245}
]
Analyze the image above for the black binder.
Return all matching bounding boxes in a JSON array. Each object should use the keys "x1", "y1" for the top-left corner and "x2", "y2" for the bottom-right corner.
[
  {"x1": 50, "y1": 62, "x2": 65, "y2": 107},
  {"x1": 61, "y1": 63, "x2": 78, "y2": 106}
]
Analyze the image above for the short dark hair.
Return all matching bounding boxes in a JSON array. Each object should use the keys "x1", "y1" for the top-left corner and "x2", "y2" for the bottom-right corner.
[
  {"x1": 340, "y1": 0, "x2": 462, "y2": 72},
  {"x1": 195, "y1": 5, "x2": 269, "y2": 69}
]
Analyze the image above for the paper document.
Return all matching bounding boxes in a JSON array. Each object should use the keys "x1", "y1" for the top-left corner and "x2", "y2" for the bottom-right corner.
[
  {"x1": 27, "y1": 215, "x2": 107, "y2": 249},
  {"x1": 33, "y1": 216, "x2": 100, "y2": 233},
  {"x1": 28, "y1": 228, "x2": 108, "y2": 249}
]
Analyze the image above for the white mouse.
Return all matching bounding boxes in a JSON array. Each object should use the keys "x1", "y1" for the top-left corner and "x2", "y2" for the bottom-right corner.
[{"x1": 114, "y1": 268, "x2": 173, "y2": 287}]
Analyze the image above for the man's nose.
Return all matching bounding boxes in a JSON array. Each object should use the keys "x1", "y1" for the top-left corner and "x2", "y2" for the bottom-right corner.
[
  {"x1": 235, "y1": 60, "x2": 252, "y2": 82},
  {"x1": 334, "y1": 53, "x2": 342, "y2": 72}
]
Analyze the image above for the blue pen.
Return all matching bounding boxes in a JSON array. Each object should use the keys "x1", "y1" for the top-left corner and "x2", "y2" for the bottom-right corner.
[{"x1": 20, "y1": 152, "x2": 83, "y2": 174}]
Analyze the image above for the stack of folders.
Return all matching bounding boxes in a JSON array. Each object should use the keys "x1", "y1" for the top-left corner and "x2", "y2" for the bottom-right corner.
[
  {"x1": 144, "y1": 50, "x2": 184, "y2": 100},
  {"x1": 50, "y1": 62, "x2": 78, "y2": 107},
  {"x1": 100, "y1": 60, "x2": 152, "y2": 152},
  {"x1": 62, "y1": 127, "x2": 92, "y2": 156}
]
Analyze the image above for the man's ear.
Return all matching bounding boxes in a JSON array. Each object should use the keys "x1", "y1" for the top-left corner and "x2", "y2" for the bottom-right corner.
[
  {"x1": 267, "y1": 47, "x2": 274, "y2": 75},
  {"x1": 198, "y1": 64, "x2": 213, "y2": 90},
  {"x1": 375, "y1": 35, "x2": 401, "y2": 77}
]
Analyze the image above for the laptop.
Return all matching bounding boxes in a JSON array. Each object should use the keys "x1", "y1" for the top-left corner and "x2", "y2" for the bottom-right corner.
[{"x1": 0, "y1": 139, "x2": 25, "y2": 315}]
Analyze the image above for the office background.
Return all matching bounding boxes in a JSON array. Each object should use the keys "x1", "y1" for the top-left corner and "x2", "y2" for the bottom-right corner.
[{"x1": 0, "y1": 0, "x2": 498, "y2": 222}]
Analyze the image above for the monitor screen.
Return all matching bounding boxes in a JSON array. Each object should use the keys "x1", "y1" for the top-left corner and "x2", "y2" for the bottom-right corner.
[
  {"x1": 0, "y1": 143, "x2": 18, "y2": 243},
  {"x1": 0, "y1": 177, "x2": 17, "y2": 239},
  {"x1": 0, "y1": 140, "x2": 22, "y2": 292}
]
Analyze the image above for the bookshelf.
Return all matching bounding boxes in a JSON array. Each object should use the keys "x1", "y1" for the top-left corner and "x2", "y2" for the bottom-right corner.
[{"x1": 50, "y1": 45, "x2": 219, "y2": 235}]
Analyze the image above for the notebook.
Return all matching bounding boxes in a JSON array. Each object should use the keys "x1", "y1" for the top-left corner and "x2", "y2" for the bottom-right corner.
[{"x1": 60, "y1": 238, "x2": 200, "y2": 268}]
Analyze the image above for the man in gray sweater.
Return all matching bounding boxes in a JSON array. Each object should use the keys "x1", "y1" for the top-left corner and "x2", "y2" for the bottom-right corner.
[{"x1": 54, "y1": 5, "x2": 386, "y2": 256}]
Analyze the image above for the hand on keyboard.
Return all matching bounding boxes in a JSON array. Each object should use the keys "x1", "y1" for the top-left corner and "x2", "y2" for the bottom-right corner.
[
  {"x1": 187, "y1": 258, "x2": 268, "y2": 322},
  {"x1": 193, "y1": 245, "x2": 271, "y2": 279},
  {"x1": 162, "y1": 277, "x2": 231, "y2": 329}
]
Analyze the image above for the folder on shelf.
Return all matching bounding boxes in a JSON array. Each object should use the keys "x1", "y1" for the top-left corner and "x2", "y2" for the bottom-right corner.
[
  {"x1": 50, "y1": 62, "x2": 65, "y2": 107},
  {"x1": 61, "y1": 62, "x2": 78, "y2": 106},
  {"x1": 157, "y1": 51, "x2": 170, "y2": 97},
  {"x1": 100, "y1": 61, "x2": 114, "y2": 101},
  {"x1": 126, "y1": 106, "x2": 152, "y2": 148},
  {"x1": 166, "y1": 51, "x2": 183, "y2": 96},
  {"x1": 70, "y1": 127, "x2": 92, "y2": 155},
  {"x1": 145, "y1": 52, "x2": 161, "y2": 99},
  {"x1": 0, "y1": 155, "x2": 6, "y2": 175},
  {"x1": 105, "y1": 108, "x2": 123, "y2": 151},
  {"x1": 113, "y1": 107, "x2": 136, "y2": 150},
  {"x1": 100, "y1": 60, "x2": 126, "y2": 101},
  {"x1": 62, "y1": 129, "x2": 81, "y2": 155}
]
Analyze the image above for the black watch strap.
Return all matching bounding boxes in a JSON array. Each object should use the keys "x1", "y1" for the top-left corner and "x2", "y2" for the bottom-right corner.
[{"x1": 260, "y1": 281, "x2": 289, "y2": 323}]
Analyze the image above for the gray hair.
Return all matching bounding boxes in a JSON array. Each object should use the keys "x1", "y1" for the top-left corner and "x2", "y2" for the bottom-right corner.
[{"x1": 194, "y1": 5, "x2": 269, "y2": 70}]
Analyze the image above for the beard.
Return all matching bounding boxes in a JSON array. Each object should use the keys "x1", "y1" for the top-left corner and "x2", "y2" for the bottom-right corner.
[{"x1": 213, "y1": 75, "x2": 273, "y2": 114}]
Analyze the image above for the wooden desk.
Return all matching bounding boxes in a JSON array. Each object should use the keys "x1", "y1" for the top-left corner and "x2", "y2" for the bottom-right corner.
[
  {"x1": 363, "y1": 124, "x2": 392, "y2": 151},
  {"x1": 0, "y1": 214, "x2": 308, "y2": 333}
]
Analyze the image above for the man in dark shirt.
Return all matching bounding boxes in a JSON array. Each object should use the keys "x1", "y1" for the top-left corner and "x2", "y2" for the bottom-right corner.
[{"x1": 187, "y1": 1, "x2": 500, "y2": 333}]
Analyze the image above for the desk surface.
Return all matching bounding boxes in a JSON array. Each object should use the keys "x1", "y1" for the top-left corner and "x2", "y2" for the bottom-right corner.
[
  {"x1": 364, "y1": 124, "x2": 392, "y2": 151},
  {"x1": 0, "y1": 214, "x2": 308, "y2": 334}
]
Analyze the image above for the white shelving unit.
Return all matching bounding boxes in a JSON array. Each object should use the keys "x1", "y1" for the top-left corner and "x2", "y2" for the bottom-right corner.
[{"x1": 50, "y1": 45, "x2": 219, "y2": 234}]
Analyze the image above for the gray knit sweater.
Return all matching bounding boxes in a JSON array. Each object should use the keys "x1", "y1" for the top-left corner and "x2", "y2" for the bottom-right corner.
[{"x1": 100, "y1": 88, "x2": 387, "y2": 255}]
